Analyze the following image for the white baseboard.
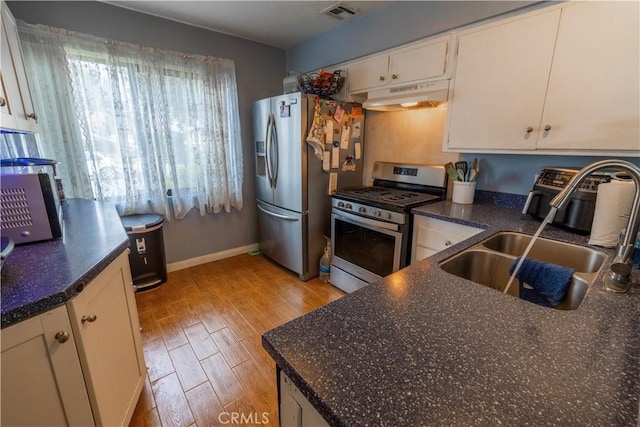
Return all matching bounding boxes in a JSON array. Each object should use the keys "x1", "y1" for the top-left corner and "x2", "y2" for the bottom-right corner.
[{"x1": 166, "y1": 243, "x2": 259, "y2": 272}]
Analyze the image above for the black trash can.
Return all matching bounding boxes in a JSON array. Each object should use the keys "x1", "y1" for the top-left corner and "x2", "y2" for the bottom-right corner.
[{"x1": 120, "y1": 214, "x2": 167, "y2": 292}]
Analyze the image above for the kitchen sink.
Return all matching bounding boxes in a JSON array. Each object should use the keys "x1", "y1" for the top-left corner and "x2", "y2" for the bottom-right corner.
[
  {"x1": 439, "y1": 232, "x2": 606, "y2": 310},
  {"x1": 482, "y1": 232, "x2": 606, "y2": 273}
]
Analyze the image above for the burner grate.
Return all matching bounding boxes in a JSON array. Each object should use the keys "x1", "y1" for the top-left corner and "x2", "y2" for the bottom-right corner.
[{"x1": 334, "y1": 186, "x2": 442, "y2": 208}]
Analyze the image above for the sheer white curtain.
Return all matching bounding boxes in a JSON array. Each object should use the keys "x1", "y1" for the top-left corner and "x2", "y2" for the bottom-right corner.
[{"x1": 17, "y1": 22, "x2": 243, "y2": 220}]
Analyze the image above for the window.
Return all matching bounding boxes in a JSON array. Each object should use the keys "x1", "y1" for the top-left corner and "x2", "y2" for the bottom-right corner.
[
  {"x1": 1, "y1": 132, "x2": 39, "y2": 158},
  {"x1": 16, "y1": 22, "x2": 243, "y2": 220}
]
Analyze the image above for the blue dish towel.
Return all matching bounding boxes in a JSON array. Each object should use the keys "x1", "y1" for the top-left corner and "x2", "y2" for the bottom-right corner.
[{"x1": 509, "y1": 257, "x2": 574, "y2": 307}]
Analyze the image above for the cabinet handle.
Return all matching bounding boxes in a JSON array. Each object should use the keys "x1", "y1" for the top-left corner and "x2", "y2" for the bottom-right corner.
[
  {"x1": 81, "y1": 314, "x2": 97, "y2": 324},
  {"x1": 444, "y1": 240, "x2": 452, "y2": 246},
  {"x1": 391, "y1": 74, "x2": 398, "y2": 80},
  {"x1": 525, "y1": 127, "x2": 534, "y2": 133},
  {"x1": 55, "y1": 331, "x2": 70, "y2": 343},
  {"x1": 379, "y1": 76, "x2": 385, "y2": 81},
  {"x1": 0, "y1": 97, "x2": 6, "y2": 107},
  {"x1": 544, "y1": 124, "x2": 552, "y2": 131},
  {"x1": 26, "y1": 112, "x2": 38, "y2": 122}
]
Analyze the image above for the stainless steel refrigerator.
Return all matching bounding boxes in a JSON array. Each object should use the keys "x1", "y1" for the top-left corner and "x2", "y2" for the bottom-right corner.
[{"x1": 253, "y1": 92, "x2": 363, "y2": 280}]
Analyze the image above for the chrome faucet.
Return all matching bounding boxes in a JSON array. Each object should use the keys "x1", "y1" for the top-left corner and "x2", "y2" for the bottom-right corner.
[{"x1": 549, "y1": 159, "x2": 640, "y2": 293}]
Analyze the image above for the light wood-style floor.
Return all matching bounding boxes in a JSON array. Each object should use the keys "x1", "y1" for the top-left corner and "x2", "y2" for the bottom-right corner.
[{"x1": 129, "y1": 253, "x2": 345, "y2": 427}]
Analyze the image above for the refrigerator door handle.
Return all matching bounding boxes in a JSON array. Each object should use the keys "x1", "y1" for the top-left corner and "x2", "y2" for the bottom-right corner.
[
  {"x1": 257, "y1": 202, "x2": 299, "y2": 222},
  {"x1": 265, "y1": 114, "x2": 273, "y2": 188},
  {"x1": 270, "y1": 113, "x2": 279, "y2": 188}
]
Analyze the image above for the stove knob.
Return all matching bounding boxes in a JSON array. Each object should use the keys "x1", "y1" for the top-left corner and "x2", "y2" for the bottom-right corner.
[
  {"x1": 345, "y1": 203, "x2": 352, "y2": 210},
  {"x1": 359, "y1": 207, "x2": 366, "y2": 214},
  {"x1": 337, "y1": 201, "x2": 345, "y2": 208},
  {"x1": 385, "y1": 212, "x2": 392, "y2": 220},
  {"x1": 373, "y1": 210, "x2": 381, "y2": 217}
]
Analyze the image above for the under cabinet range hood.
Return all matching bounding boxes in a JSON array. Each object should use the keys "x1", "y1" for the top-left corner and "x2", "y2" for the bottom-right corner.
[{"x1": 362, "y1": 80, "x2": 449, "y2": 111}]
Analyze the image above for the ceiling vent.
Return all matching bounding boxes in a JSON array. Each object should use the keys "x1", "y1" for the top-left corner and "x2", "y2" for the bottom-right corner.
[{"x1": 320, "y1": 2, "x2": 360, "y2": 21}]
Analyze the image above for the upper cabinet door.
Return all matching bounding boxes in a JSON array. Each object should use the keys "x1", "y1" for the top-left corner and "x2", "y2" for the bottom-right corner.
[
  {"x1": 389, "y1": 37, "x2": 449, "y2": 85},
  {"x1": 347, "y1": 36, "x2": 451, "y2": 94},
  {"x1": 0, "y1": 4, "x2": 38, "y2": 133},
  {"x1": 446, "y1": 9, "x2": 561, "y2": 150},
  {"x1": 537, "y1": 1, "x2": 640, "y2": 151},
  {"x1": 348, "y1": 55, "x2": 389, "y2": 93},
  {"x1": 0, "y1": 23, "x2": 18, "y2": 130}
]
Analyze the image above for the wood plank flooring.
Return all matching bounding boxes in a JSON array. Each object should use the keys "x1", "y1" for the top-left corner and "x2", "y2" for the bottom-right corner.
[{"x1": 129, "y1": 253, "x2": 345, "y2": 427}]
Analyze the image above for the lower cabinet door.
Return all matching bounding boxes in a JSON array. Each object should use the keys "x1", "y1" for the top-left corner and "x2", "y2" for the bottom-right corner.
[
  {"x1": 1, "y1": 305, "x2": 94, "y2": 426},
  {"x1": 279, "y1": 370, "x2": 329, "y2": 427},
  {"x1": 67, "y1": 252, "x2": 145, "y2": 427}
]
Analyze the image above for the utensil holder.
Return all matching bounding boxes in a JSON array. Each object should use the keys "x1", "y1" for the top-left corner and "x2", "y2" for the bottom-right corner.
[{"x1": 452, "y1": 181, "x2": 476, "y2": 204}]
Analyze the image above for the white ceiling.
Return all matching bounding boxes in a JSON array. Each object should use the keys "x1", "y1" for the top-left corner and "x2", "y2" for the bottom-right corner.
[{"x1": 105, "y1": 1, "x2": 392, "y2": 49}]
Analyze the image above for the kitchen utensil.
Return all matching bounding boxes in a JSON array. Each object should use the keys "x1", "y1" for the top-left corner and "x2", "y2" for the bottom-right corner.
[
  {"x1": 469, "y1": 169, "x2": 477, "y2": 182},
  {"x1": 471, "y1": 158, "x2": 478, "y2": 174},
  {"x1": 455, "y1": 161, "x2": 468, "y2": 181},
  {"x1": 447, "y1": 167, "x2": 460, "y2": 181},
  {"x1": 444, "y1": 162, "x2": 455, "y2": 173},
  {"x1": 457, "y1": 168, "x2": 465, "y2": 181}
]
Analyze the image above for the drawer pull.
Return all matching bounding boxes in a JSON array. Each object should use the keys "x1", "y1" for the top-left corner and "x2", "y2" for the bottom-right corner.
[
  {"x1": 444, "y1": 240, "x2": 452, "y2": 246},
  {"x1": 55, "y1": 331, "x2": 70, "y2": 343},
  {"x1": 81, "y1": 314, "x2": 97, "y2": 324}
]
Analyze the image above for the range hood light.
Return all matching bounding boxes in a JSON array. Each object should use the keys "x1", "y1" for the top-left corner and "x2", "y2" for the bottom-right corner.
[{"x1": 400, "y1": 101, "x2": 419, "y2": 108}]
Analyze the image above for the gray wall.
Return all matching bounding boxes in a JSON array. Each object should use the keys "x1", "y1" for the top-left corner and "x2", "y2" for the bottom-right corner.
[
  {"x1": 465, "y1": 154, "x2": 640, "y2": 195},
  {"x1": 286, "y1": 1, "x2": 541, "y2": 72},
  {"x1": 287, "y1": 1, "x2": 639, "y2": 196},
  {"x1": 7, "y1": 1, "x2": 285, "y2": 264}
]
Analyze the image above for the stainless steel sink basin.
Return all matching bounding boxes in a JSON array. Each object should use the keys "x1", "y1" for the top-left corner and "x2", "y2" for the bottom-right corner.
[
  {"x1": 482, "y1": 232, "x2": 606, "y2": 273},
  {"x1": 439, "y1": 232, "x2": 606, "y2": 310}
]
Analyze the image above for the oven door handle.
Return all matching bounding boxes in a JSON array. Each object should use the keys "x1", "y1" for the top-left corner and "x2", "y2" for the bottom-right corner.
[{"x1": 333, "y1": 209, "x2": 400, "y2": 233}]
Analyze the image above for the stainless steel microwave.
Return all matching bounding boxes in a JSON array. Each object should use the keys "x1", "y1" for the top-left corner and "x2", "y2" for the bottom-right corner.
[{"x1": 1, "y1": 165, "x2": 63, "y2": 244}]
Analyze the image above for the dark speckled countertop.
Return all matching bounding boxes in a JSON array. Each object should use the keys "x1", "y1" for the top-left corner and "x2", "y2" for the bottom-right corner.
[
  {"x1": 262, "y1": 200, "x2": 640, "y2": 426},
  {"x1": 1, "y1": 198, "x2": 129, "y2": 328}
]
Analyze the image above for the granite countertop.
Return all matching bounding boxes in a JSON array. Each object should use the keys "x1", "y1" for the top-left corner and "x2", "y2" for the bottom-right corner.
[
  {"x1": 262, "y1": 200, "x2": 640, "y2": 426},
  {"x1": 1, "y1": 198, "x2": 129, "y2": 328}
]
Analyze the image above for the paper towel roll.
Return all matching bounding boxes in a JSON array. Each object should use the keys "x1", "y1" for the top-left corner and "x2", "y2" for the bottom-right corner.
[{"x1": 588, "y1": 179, "x2": 636, "y2": 247}]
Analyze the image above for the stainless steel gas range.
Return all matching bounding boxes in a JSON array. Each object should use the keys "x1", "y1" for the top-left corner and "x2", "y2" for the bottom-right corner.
[{"x1": 330, "y1": 162, "x2": 447, "y2": 293}]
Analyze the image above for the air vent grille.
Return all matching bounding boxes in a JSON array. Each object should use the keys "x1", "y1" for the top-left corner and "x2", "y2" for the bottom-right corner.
[
  {"x1": 320, "y1": 2, "x2": 360, "y2": 21},
  {"x1": 389, "y1": 84, "x2": 419, "y2": 94},
  {"x1": 1, "y1": 188, "x2": 33, "y2": 229}
]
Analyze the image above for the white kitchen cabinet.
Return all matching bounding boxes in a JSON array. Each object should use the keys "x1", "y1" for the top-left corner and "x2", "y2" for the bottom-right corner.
[
  {"x1": 67, "y1": 251, "x2": 146, "y2": 427},
  {"x1": 411, "y1": 216, "x2": 482, "y2": 264},
  {"x1": 0, "y1": 3, "x2": 38, "y2": 133},
  {"x1": 280, "y1": 370, "x2": 329, "y2": 427},
  {"x1": 445, "y1": 1, "x2": 640, "y2": 155},
  {"x1": 1, "y1": 251, "x2": 145, "y2": 426},
  {"x1": 536, "y1": 1, "x2": 639, "y2": 151},
  {"x1": 348, "y1": 35, "x2": 451, "y2": 94},
  {"x1": 347, "y1": 55, "x2": 389, "y2": 93},
  {"x1": 1, "y1": 305, "x2": 95, "y2": 426},
  {"x1": 445, "y1": 8, "x2": 561, "y2": 151}
]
